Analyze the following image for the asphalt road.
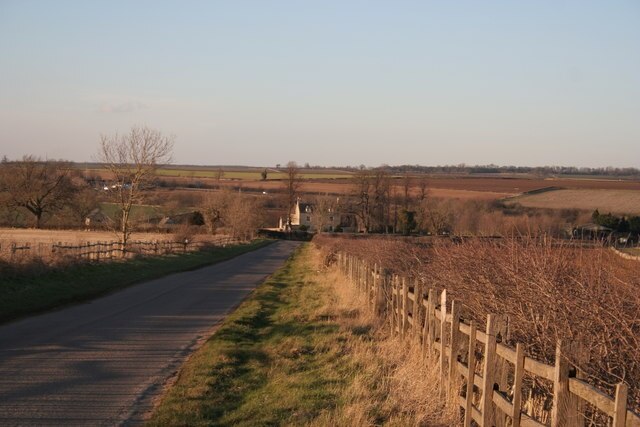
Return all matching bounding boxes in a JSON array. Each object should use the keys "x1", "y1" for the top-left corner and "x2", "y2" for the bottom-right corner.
[{"x1": 0, "y1": 240, "x2": 301, "y2": 426}]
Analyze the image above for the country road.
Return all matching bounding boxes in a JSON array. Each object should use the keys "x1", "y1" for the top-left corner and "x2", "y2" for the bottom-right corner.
[{"x1": 0, "y1": 240, "x2": 301, "y2": 426}]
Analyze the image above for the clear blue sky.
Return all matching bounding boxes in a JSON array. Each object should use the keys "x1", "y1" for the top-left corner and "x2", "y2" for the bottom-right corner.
[{"x1": 1, "y1": 1, "x2": 639, "y2": 168}]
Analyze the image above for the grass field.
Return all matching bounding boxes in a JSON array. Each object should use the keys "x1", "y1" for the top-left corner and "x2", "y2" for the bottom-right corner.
[
  {"x1": 508, "y1": 189, "x2": 640, "y2": 215},
  {"x1": 0, "y1": 240, "x2": 271, "y2": 324},
  {"x1": 155, "y1": 168, "x2": 352, "y2": 180},
  {"x1": 148, "y1": 244, "x2": 456, "y2": 426}
]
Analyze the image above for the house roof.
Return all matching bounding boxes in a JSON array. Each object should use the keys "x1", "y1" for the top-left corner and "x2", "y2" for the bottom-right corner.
[{"x1": 298, "y1": 203, "x2": 313, "y2": 213}]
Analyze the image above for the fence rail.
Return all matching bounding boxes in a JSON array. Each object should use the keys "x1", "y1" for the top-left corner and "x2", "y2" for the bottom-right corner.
[
  {"x1": 336, "y1": 251, "x2": 640, "y2": 427},
  {"x1": 0, "y1": 236, "x2": 240, "y2": 263}
]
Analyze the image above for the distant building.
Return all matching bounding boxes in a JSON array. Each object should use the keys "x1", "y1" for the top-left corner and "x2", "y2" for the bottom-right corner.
[
  {"x1": 84, "y1": 208, "x2": 112, "y2": 230},
  {"x1": 572, "y1": 223, "x2": 613, "y2": 240},
  {"x1": 280, "y1": 199, "x2": 356, "y2": 232}
]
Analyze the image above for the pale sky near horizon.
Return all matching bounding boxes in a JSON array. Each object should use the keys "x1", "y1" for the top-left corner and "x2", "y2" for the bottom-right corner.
[{"x1": 1, "y1": 1, "x2": 639, "y2": 168}]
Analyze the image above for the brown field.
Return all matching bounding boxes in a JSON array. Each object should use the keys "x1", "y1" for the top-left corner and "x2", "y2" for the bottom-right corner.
[
  {"x1": 215, "y1": 179, "x2": 513, "y2": 200},
  {"x1": 510, "y1": 189, "x2": 640, "y2": 215},
  {"x1": 89, "y1": 171, "x2": 640, "y2": 206},
  {"x1": 173, "y1": 174, "x2": 640, "y2": 199}
]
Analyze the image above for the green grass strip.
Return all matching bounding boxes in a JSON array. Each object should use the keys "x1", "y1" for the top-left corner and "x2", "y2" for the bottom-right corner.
[
  {"x1": 0, "y1": 240, "x2": 272, "y2": 324},
  {"x1": 147, "y1": 244, "x2": 357, "y2": 427}
]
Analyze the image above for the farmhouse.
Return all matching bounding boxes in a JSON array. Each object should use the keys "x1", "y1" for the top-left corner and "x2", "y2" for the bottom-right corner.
[{"x1": 280, "y1": 199, "x2": 357, "y2": 232}]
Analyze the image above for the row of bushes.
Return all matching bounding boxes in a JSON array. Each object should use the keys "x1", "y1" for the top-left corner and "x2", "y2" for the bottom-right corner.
[{"x1": 592, "y1": 209, "x2": 640, "y2": 233}]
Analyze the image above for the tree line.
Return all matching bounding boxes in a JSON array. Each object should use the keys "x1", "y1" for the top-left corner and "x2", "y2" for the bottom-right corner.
[
  {"x1": 0, "y1": 126, "x2": 270, "y2": 249},
  {"x1": 335, "y1": 164, "x2": 640, "y2": 177}
]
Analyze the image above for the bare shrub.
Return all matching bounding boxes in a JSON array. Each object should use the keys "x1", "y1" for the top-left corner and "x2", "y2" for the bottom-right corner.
[
  {"x1": 314, "y1": 234, "x2": 640, "y2": 414},
  {"x1": 200, "y1": 190, "x2": 264, "y2": 240}
]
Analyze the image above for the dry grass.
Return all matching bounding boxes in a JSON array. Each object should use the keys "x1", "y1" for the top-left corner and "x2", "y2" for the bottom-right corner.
[
  {"x1": 309, "y1": 251, "x2": 460, "y2": 426},
  {"x1": 510, "y1": 188, "x2": 640, "y2": 215}
]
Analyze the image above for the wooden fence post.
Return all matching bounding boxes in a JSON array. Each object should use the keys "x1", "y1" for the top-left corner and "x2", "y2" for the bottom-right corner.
[
  {"x1": 374, "y1": 265, "x2": 383, "y2": 317},
  {"x1": 464, "y1": 320, "x2": 477, "y2": 427},
  {"x1": 449, "y1": 299, "x2": 461, "y2": 388},
  {"x1": 420, "y1": 287, "x2": 428, "y2": 356},
  {"x1": 369, "y1": 263, "x2": 375, "y2": 312},
  {"x1": 391, "y1": 276, "x2": 398, "y2": 337},
  {"x1": 426, "y1": 288, "x2": 436, "y2": 354},
  {"x1": 512, "y1": 343, "x2": 525, "y2": 427},
  {"x1": 395, "y1": 276, "x2": 402, "y2": 337},
  {"x1": 413, "y1": 278, "x2": 422, "y2": 343},
  {"x1": 481, "y1": 314, "x2": 499, "y2": 427},
  {"x1": 401, "y1": 277, "x2": 408, "y2": 338},
  {"x1": 495, "y1": 316, "x2": 509, "y2": 427},
  {"x1": 551, "y1": 340, "x2": 580, "y2": 427},
  {"x1": 439, "y1": 290, "x2": 447, "y2": 385},
  {"x1": 613, "y1": 383, "x2": 628, "y2": 427}
]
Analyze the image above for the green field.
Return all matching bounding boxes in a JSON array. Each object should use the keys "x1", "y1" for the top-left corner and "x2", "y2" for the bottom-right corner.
[
  {"x1": 155, "y1": 168, "x2": 352, "y2": 180},
  {"x1": 82, "y1": 165, "x2": 352, "y2": 181},
  {"x1": 99, "y1": 203, "x2": 165, "y2": 220}
]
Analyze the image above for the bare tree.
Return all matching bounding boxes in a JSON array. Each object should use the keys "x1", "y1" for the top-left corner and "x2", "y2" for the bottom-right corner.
[
  {"x1": 98, "y1": 126, "x2": 174, "y2": 249},
  {"x1": 215, "y1": 167, "x2": 224, "y2": 182},
  {"x1": 200, "y1": 189, "x2": 263, "y2": 240},
  {"x1": 283, "y1": 161, "x2": 302, "y2": 228},
  {"x1": 401, "y1": 172, "x2": 413, "y2": 210},
  {"x1": 224, "y1": 194, "x2": 264, "y2": 240},
  {"x1": 351, "y1": 168, "x2": 372, "y2": 232},
  {"x1": 370, "y1": 167, "x2": 391, "y2": 233},
  {"x1": 417, "y1": 174, "x2": 429, "y2": 201},
  {"x1": 310, "y1": 194, "x2": 338, "y2": 232},
  {"x1": 0, "y1": 155, "x2": 76, "y2": 228},
  {"x1": 201, "y1": 190, "x2": 232, "y2": 234}
]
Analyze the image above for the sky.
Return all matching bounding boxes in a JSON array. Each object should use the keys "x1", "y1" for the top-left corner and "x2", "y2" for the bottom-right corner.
[{"x1": 1, "y1": 1, "x2": 639, "y2": 168}]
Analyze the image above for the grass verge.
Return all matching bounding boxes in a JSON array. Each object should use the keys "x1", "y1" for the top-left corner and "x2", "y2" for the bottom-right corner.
[
  {"x1": 147, "y1": 244, "x2": 458, "y2": 426},
  {"x1": 0, "y1": 240, "x2": 272, "y2": 324}
]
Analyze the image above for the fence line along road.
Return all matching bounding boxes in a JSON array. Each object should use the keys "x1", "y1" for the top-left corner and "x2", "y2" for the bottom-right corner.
[
  {"x1": 0, "y1": 235, "x2": 239, "y2": 262},
  {"x1": 337, "y1": 251, "x2": 640, "y2": 427}
]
